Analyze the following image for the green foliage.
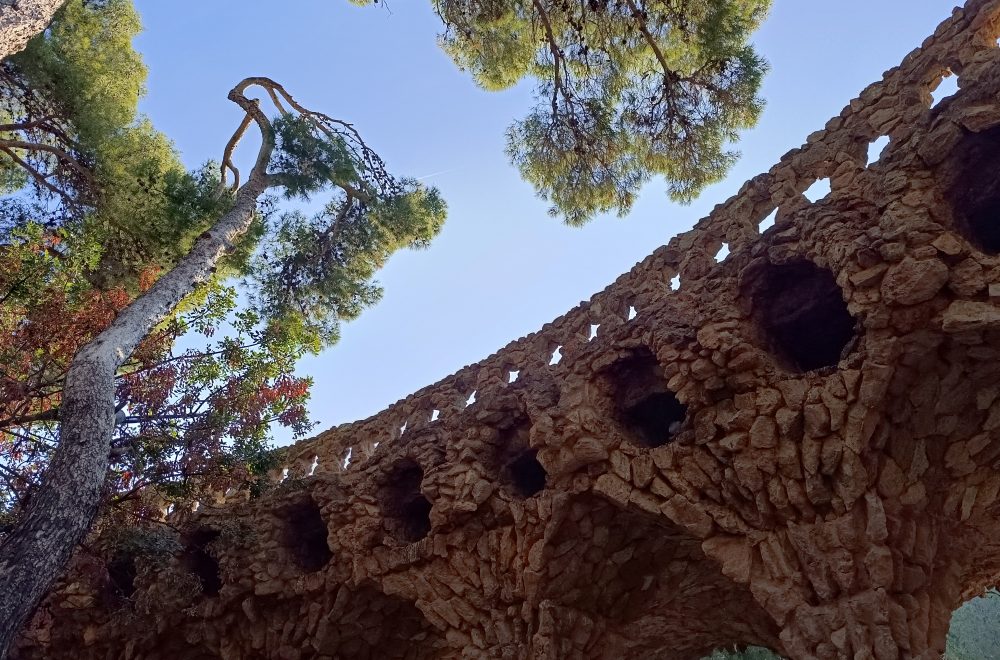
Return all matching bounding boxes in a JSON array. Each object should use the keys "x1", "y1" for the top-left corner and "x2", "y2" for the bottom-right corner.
[
  {"x1": 88, "y1": 148, "x2": 234, "y2": 286},
  {"x1": 0, "y1": 153, "x2": 27, "y2": 197},
  {"x1": 0, "y1": 0, "x2": 233, "y2": 288},
  {"x1": 269, "y1": 115, "x2": 363, "y2": 200},
  {"x1": 0, "y1": 0, "x2": 145, "y2": 212},
  {"x1": 0, "y1": 221, "x2": 102, "y2": 306},
  {"x1": 251, "y1": 115, "x2": 446, "y2": 346},
  {"x1": 105, "y1": 525, "x2": 182, "y2": 561},
  {"x1": 0, "y1": 7, "x2": 448, "y2": 528},
  {"x1": 12, "y1": 0, "x2": 146, "y2": 149},
  {"x1": 88, "y1": 134, "x2": 234, "y2": 286},
  {"x1": 419, "y1": 0, "x2": 770, "y2": 224}
]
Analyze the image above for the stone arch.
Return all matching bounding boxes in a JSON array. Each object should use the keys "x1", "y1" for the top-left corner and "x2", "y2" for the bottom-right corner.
[
  {"x1": 311, "y1": 584, "x2": 446, "y2": 657},
  {"x1": 540, "y1": 494, "x2": 781, "y2": 656}
]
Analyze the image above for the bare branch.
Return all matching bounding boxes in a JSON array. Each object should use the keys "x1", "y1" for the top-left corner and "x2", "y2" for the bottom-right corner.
[
  {"x1": 0, "y1": 146, "x2": 74, "y2": 202},
  {"x1": 219, "y1": 111, "x2": 254, "y2": 192}
]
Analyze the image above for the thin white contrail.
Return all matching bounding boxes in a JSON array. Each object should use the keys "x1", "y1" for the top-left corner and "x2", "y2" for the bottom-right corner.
[{"x1": 415, "y1": 168, "x2": 457, "y2": 181}]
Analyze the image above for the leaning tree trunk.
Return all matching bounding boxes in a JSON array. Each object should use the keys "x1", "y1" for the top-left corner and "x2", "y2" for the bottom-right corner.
[
  {"x1": 0, "y1": 0, "x2": 66, "y2": 61},
  {"x1": 0, "y1": 81, "x2": 276, "y2": 660}
]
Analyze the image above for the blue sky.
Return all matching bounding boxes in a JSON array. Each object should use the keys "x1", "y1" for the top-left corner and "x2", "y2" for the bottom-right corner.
[{"x1": 132, "y1": 1, "x2": 957, "y2": 441}]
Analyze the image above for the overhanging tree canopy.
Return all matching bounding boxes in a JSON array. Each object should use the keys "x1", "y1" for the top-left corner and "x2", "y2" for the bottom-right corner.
[{"x1": 426, "y1": 0, "x2": 769, "y2": 224}]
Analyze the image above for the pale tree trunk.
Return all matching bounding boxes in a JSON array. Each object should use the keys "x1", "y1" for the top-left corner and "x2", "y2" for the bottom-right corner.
[
  {"x1": 0, "y1": 81, "x2": 276, "y2": 659},
  {"x1": 0, "y1": 0, "x2": 65, "y2": 61}
]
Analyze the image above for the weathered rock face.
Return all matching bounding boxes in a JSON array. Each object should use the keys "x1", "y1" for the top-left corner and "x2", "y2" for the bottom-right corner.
[{"x1": 16, "y1": 1, "x2": 1000, "y2": 658}]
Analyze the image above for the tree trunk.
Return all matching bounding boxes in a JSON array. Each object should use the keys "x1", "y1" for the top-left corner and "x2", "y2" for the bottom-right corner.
[
  {"x1": 0, "y1": 0, "x2": 66, "y2": 61},
  {"x1": 0, "y1": 82, "x2": 274, "y2": 657}
]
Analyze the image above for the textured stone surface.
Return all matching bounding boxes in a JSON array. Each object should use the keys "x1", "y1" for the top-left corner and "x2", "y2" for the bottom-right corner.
[{"x1": 16, "y1": 1, "x2": 1000, "y2": 658}]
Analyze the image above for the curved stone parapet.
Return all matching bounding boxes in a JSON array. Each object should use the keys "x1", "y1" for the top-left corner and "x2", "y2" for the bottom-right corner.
[{"x1": 16, "y1": 1, "x2": 1000, "y2": 658}]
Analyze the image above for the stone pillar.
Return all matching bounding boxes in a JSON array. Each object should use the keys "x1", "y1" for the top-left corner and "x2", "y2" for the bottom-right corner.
[{"x1": 732, "y1": 492, "x2": 962, "y2": 659}]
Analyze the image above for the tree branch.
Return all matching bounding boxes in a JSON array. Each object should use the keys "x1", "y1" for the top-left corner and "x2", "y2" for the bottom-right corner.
[
  {"x1": 0, "y1": 74, "x2": 290, "y2": 658},
  {"x1": 0, "y1": 408, "x2": 58, "y2": 429},
  {"x1": 0, "y1": 145, "x2": 74, "y2": 203}
]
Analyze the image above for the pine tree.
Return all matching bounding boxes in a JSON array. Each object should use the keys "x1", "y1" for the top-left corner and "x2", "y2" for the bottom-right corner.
[
  {"x1": 0, "y1": 3, "x2": 445, "y2": 651},
  {"x1": 426, "y1": 0, "x2": 770, "y2": 224}
]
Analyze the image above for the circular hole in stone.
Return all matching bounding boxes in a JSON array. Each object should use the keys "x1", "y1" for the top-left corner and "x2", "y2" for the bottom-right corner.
[
  {"x1": 745, "y1": 259, "x2": 856, "y2": 372},
  {"x1": 491, "y1": 418, "x2": 547, "y2": 498},
  {"x1": 505, "y1": 449, "x2": 547, "y2": 498},
  {"x1": 604, "y1": 348, "x2": 687, "y2": 448},
  {"x1": 623, "y1": 391, "x2": 687, "y2": 447}
]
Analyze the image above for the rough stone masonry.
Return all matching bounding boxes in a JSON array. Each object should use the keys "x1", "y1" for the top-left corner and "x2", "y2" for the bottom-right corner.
[{"x1": 15, "y1": 1, "x2": 1000, "y2": 658}]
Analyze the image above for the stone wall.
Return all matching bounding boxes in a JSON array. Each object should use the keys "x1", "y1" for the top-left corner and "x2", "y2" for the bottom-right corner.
[{"x1": 16, "y1": 1, "x2": 1000, "y2": 658}]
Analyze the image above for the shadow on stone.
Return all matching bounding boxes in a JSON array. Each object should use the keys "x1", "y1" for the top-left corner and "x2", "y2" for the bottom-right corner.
[
  {"x1": 279, "y1": 496, "x2": 332, "y2": 573},
  {"x1": 381, "y1": 460, "x2": 432, "y2": 543},
  {"x1": 314, "y1": 584, "x2": 445, "y2": 657},
  {"x1": 181, "y1": 528, "x2": 222, "y2": 596},
  {"x1": 605, "y1": 348, "x2": 687, "y2": 447},
  {"x1": 944, "y1": 125, "x2": 1000, "y2": 254},
  {"x1": 745, "y1": 260, "x2": 855, "y2": 372}
]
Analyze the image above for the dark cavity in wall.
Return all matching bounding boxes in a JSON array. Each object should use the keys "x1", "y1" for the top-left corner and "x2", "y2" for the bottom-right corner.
[
  {"x1": 506, "y1": 449, "x2": 547, "y2": 497},
  {"x1": 381, "y1": 460, "x2": 432, "y2": 543},
  {"x1": 746, "y1": 259, "x2": 855, "y2": 372},
  {"x1": 944, "y1": 125, "x2": 1000, "y2": 254},
  {"x1": 181, "y1": 528, "x2": 222, "y2": 596},
  {"x1": 279, "y1": 496, "x2": 333, "y2": 573},
  {"x1": 495, "y1": 420, "x2": 547, "y2": 497},
  {"x1": 605, "y1": 348, "x2": 687, "y2": 447},
  {"x1": 106, "y1": 552, "x2": 137, "y2": 600}
]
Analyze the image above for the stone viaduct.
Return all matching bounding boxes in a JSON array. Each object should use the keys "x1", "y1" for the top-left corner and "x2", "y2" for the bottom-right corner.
[{"x1": 15, "y1": 1, "x2": 1000, "y2": 658}]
